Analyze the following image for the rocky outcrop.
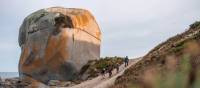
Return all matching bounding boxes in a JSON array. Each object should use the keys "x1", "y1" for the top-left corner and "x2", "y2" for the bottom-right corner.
[
  {"x1": 0, "y1": 77, "x2": 30, "y2": 88},
  {"x1": 0, "y1": 77, "x2": 79, "y2": 88},
  {"x1": 18, "y1": 7, "x2": 101, "y2": 84}
]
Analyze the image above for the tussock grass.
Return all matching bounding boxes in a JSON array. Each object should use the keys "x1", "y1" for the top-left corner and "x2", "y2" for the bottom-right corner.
[{"x1": 111, "y1": 21, "x2": 200, "y2": 88}]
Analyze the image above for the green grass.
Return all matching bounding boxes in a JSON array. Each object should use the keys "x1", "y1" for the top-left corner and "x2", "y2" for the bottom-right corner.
[
  {"x1": 95, "y1": 57, "x2": 123, "y2": 70},
  {"x1": 79, "y1": 57, "x2": 124, "y2": 79}
]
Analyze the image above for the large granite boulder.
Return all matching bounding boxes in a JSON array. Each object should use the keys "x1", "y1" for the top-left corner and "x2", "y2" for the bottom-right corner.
[{"x1": 18, "y1": 7, "x2": 101, "y2": 84}]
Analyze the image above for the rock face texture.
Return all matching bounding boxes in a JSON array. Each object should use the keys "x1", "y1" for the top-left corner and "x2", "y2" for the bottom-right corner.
[{"x1": 18, "y1": 7, "x2": 101, "y2": 84}]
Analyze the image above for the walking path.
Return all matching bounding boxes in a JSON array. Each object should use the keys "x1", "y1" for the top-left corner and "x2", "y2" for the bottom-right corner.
[{"x1": 67, "y1": 58, "x2": 141, "y2": 88}]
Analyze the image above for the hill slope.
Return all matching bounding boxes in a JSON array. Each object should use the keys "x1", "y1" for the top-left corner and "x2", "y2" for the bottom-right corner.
[{"x1": 112, "y1": 21, "x2": 200, "y2": 88}]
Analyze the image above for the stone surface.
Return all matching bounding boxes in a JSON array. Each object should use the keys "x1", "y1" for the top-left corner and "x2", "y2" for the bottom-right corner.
[
  {"x1": 0, "y1": 77, "x2": 30, "y2": 88},
  {"x1": 18, "y1": 7, "x2": 101, "y2": 84},
  {"x1": 0, "y1": 77, "x2": 77, "y2": 88},
  {"x1": 48, "y1": 80, "x2": 60, "y2": 86},
  {"x1": 47, "y1": 80, "x2": 74, "y2": 87}
]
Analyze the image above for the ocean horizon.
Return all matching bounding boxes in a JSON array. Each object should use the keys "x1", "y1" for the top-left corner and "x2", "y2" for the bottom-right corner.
[{"x1": 0, "y1": 72, "x2": 19, "y2": 79}]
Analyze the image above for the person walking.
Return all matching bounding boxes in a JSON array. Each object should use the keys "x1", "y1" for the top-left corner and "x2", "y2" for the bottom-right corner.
[
  {"x1": 124, "y1": 56, "x2": 129, "y2": 67},
  {"x1": 115, "y1": 63, "x2": 120, "y2": 73},
  {"x1": 108, "y1": 65, "x2": 113, "y2": 78},
  {"x1": 101, "y1": 68, "x2": 106, "y2": 78}
]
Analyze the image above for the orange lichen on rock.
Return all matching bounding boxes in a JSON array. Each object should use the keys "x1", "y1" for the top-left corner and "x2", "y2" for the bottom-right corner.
[{"x1": 18, "y1": 7, "x2": 101, "y2": 84}]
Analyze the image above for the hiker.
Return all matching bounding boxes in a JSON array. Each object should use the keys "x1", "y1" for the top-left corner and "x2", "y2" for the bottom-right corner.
[
  {"x1": 101, "y1": 68, "x2": 106, "y2": 78},
  {"x1": 108, "y1": 65, "x2": 113, "y2": 77},
  {"x1": 124, "y1": 56, "x2": 129, "y2": 67},
  {"x1": 115, "y1": 63, "x2": 120, "y2": 73}
]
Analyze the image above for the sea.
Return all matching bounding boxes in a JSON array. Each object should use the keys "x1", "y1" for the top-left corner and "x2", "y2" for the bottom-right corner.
[{"x1": 0, "y1": 72, "x2": 19, "y2": 79}]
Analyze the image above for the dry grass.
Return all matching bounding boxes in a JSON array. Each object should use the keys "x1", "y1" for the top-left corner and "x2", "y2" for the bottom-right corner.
[{"x1": 111, "y1": 21, "x2": 200, "y2": 88}]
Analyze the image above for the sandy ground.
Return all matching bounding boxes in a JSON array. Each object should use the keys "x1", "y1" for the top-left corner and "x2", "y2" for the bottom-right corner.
[{"x1": 67, "y1": 58, "x2": 141, "y2": 88}]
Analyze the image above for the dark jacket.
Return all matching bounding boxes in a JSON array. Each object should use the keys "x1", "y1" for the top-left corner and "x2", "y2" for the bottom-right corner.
[{"x1": 125, "y1": 57, "x2": 129, "y2": 62}]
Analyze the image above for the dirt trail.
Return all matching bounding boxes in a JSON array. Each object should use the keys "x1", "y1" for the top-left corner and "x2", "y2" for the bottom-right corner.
[{"x1": 67, "y1": 58, "x2": 141, "y2": 88}]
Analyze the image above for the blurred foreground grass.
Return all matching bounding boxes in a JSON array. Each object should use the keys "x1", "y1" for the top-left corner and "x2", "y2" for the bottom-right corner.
[
  {"x1": 128, "y1": 54, "x2": 200, "y2": 88},
  {"x1": 112, "y1": 21, "x2": 200, "y2": 88}
]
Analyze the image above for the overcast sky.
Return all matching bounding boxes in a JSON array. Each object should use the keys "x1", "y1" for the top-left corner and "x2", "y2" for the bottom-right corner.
[{"x1": 0, "y1": 0, "x2": 200, "y2": 72}]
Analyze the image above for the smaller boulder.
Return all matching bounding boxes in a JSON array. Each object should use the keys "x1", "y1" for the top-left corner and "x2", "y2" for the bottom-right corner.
[
  {"x1": 48, "y1": 80, "x2": 60, "y2": 86},
  {"x1": 59, "y1": 81, "x2": 73, "y2": 87},
  {"x1": 48, "y1": 80, "x2": 75, "y2": 87}
]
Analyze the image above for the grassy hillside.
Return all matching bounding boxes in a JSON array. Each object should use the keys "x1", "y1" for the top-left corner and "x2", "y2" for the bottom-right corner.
[
  {"x1": 79, "y1": 57, "x2": 124, "y2": 80},
  {"x1": 112, "y1": 21, "x2": 200, "y2": 88}
]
